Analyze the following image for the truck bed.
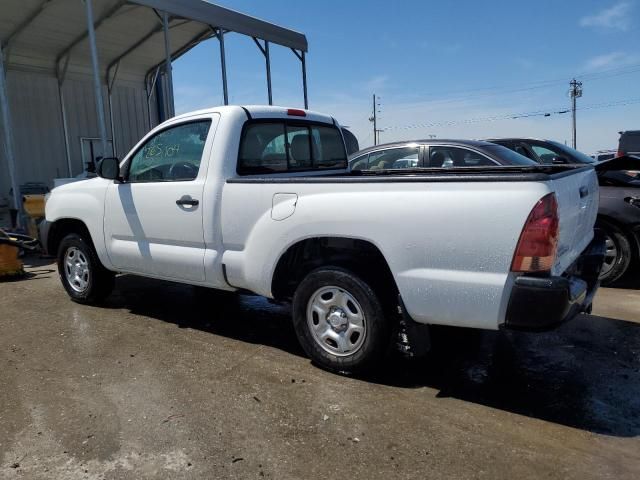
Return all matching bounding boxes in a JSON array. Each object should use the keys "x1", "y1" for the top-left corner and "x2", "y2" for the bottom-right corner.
[{"x1": 226, "y1": 164, "x2": 592, "y2": 184}]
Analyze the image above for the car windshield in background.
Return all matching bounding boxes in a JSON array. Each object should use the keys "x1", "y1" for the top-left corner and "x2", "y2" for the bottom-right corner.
[
  {"x1": 547, "y1": 140, "x2": 597, "y2": 164},
  {"x1": 483, "y1": 145, "x2": 537, "y2": 166}
]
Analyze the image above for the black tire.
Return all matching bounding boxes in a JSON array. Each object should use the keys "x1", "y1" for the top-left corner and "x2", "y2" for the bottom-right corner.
[
  {"x1": 292, "y1": 267, "x2": 391, "y2": 374},
  {"x1": 57, "y1": 233, "x2": 114, "y2": 304},
  {"x1": 597, "y1": 219, "x2": 633, "y2": 286}
]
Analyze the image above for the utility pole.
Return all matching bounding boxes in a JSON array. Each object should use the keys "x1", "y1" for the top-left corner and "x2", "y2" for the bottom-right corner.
[
  {"x1": 369, "y1": 94, "x2": 382, "y2": 145},
  {"x1": 569, "y1": 78, "x2": 582, "y2": 149}
]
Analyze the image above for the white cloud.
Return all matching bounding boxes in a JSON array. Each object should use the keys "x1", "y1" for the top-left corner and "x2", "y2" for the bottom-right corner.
[
  {"x1": 579, "y1": 2, "x2": 633, "y2": 31},
  {"x1": 583, "y1": 51, "x2": 640, "y2": 70}
]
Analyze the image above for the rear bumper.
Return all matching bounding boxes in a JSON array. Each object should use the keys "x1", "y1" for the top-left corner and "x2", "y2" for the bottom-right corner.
[{"x1": 504, "y1": 231, "x2": 605, "y2": 330}]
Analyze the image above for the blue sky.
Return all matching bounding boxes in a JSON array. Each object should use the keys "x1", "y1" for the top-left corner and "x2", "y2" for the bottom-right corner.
[{"x1": 173, "y1": 0, "x2": 640, "y2": 154}]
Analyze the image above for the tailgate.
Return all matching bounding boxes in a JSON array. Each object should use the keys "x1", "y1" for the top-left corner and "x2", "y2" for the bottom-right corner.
[{"x1": 550, "y1": 168, "x2": 599, "y2": 276}]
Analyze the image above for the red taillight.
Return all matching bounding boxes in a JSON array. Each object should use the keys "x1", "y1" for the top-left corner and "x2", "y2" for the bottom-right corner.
[
  {"x1": 287, "y1": 108, "x2": 306, "y2": 117},
  {"x1": 511, "y1": 193, "x2": 559, "y2": 273}
]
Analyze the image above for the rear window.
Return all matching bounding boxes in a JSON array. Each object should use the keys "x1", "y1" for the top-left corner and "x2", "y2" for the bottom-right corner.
[{"x1": 238, "y1": 121, "x2": 347, "y2": 174}]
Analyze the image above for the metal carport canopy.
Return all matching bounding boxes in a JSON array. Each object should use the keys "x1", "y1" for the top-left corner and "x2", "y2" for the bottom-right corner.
[
  {"x1": 130, "y1": 0, "x2": 307, "y2": 51},
  {"x1": 0, "y1": 0, "x2": 309, "y2": 225},
  {"x1": 1, "y1": 0, "x2": 307, "y2": 84}
]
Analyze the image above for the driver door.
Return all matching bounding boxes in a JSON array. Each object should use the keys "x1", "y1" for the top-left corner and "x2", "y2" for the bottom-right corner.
[{"x1": 104, "y1": 117, "x2": 217, "y2": 282}]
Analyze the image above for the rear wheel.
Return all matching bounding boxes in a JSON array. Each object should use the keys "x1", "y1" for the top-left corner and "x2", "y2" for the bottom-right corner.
[
  {"x1": 292, "y1": 267, "x2": 391, "y2": 374},
  {"x1": 598, "y1": 219, "x2": 633, "y2": 286},
  {"x1": 57, "y1": 233, "x2": 114, "y2": 304}
]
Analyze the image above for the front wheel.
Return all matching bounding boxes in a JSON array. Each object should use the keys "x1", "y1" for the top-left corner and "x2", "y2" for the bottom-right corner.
[
  {"x1": 57, "y1": 233, "x2": 114, "y2": 304},
  {"x1": 292, "y1": 267, "x2": 391, "y2": 374}
]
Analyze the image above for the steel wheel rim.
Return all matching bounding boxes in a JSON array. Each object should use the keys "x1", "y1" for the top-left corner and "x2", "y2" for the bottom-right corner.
[
  {"x1": 306, "y1": 286, "x2": 366, "y2": 357},
  {"x1": 64, "y1": 247, "x2": 90, "y2": 293},
  {"x1": 601, "y1": 234, "x2": 618, "y2": 277}
]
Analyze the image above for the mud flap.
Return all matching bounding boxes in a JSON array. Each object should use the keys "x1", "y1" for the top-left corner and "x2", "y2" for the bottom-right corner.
[{"x1": 396, "y1": 294, "x2": 431, "y2": 358}]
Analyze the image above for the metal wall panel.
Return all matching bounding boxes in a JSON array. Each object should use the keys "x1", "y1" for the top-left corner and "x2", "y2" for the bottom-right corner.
[
  {"x1": 0, "y1": 68, "x2": 159, "y2": 203},
  {"x1": 111, "y1": 81, "x2": 157, "y2": 157},
  {"x1": 4, "y1": 70, "x2": 67, "y2": 187}
]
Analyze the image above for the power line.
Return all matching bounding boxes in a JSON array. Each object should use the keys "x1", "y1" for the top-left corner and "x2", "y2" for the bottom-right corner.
[
  {"x1": 384, "y1": 62, "x2": 640, "y2": 112},
  {"x1": 382, "y1": 97, "x2": 640, "y2": 132}
]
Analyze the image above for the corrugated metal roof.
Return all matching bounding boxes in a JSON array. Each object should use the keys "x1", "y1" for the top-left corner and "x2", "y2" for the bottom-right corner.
[{"x1": 0, "y1": 0, "x2": 307, "y2": 80}]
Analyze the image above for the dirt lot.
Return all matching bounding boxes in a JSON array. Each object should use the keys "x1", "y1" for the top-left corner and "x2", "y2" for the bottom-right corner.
[{"x1": 1, "y1": 259, "x2": 639, "y2": 479}]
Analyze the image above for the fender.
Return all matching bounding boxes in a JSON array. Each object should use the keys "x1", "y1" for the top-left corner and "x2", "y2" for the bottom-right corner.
[{"x1": 45, "y1": 179, "x2": 113, "y2": 270}]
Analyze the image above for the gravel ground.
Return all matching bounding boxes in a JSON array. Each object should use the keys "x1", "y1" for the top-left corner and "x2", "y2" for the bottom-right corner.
[{"x1": 1, "y1": 259, "x2": 639, "y2": 479}]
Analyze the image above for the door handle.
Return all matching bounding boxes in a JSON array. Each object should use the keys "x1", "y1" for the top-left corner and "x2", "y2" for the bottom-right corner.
[{"x1": 176, "y1": 196, "x2": 199, "y2": 207}]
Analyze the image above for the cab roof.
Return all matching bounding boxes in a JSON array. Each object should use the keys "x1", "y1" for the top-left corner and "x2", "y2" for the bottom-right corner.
[{"x1": 172, "y1": 105, "x2": 337, "y2": 125}]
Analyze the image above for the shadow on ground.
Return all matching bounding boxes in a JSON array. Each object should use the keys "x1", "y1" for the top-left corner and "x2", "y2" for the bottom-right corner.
[{"x1": 103, "y1": 274, "x2": 640, "y2": 438}]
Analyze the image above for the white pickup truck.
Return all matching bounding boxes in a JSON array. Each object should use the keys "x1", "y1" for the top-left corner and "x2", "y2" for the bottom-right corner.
[{"x1": 43, "y1": 105, "x2": 605, "y2": 373}]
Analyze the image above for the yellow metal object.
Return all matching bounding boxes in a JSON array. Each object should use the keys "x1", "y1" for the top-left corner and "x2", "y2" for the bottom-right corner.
[
  {"x1": 22, "y1": 194, "x2": 45, "y2": 218},
  {"x1": 22, "y1": 194, "x2": 46, "y2": 241},
  {"x1": 0, "y1": 243, "x2": 23, "y2": 277}
]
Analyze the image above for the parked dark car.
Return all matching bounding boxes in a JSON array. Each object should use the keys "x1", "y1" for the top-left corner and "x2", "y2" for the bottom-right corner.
[
  {"x1": 349, "y1": 139, "x2": 535, "y2": 171},
  {"x1": 488, "y1": 138, "x2": 640, "y2": 285},
  {"x1": 618, "y1": 130, "x2": 640, "y2": 158},
  {"x1": 486, "y1": 138, "x2": 597, "y2": 165}
]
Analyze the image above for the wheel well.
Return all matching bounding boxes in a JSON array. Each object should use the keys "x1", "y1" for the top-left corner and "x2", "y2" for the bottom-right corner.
[
  {"x1": 271, "y1": 237, "x2": 398, "y2": 303},
  {"x1": 48, "y1": 219, "x2": 92, "y2": 256}
]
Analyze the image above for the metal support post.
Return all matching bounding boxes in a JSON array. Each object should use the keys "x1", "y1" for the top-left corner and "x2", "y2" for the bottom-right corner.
[
  {"x1": 57, "y1": 80, "x2": 73, "y2": 176},
  {"x1": 291, "y1": 49, "x2": 308, "y2": 109},
  {"x1": 301, "y1": 51, "x2": 308, "y2": 109},
  {"x1": 253, "y1": 38, "x2": 273, "y2": 105},
  {"x1": 107, "y1": 61, "x2": 120, "y2": 157},
  {"x1": 146, "y1": 67, "x2": 160, "y2": 130},
  {"x1": 265, "y1": 41, "x2": 272, "y2": 105},
  {"x1": 162, "y1": 11, "x2": 175, "y2": 118},
  {"x1": 84, "y1": 0, "x2": 109, "y2": 160},
  {"x1": 217, "y1": 28, "x2": 229, "y2": 105},
  {"x1": 0, "y1": 43, "x2": 21, "y2": 224}
]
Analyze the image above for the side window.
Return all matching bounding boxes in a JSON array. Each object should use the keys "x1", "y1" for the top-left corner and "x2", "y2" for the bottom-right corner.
[
  {"x1": 428, "y1": 146, "x2": 496, "y2": 167},
  {"x1": 350, "y1": 154, "x2": 368, "y2": 171},
  {"x1": 530, "y1": 144, "x2": 559, "y2": 164},
  {"x1": 287, "y1": 125, "x2": 312, "y2": 169},
  {"x1": 311, "y1": 125, "x2": 348, "y2": 169},
  {"x1": 367, "y1": 146, "x2": 419, "y2": 170},
  {"x1": 250, "y1": 123, "x2": 288, "y2": 172},
  {"x1": 128, "y1": 120, "x2": 211, "y2": 182},
  {"x1": 238, "y1": 122, "x2": 348, "y2": 174}
]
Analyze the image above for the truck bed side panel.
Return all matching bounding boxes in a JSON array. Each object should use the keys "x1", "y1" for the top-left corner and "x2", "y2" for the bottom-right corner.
[{"x1": 221, "y1": 181, "x2": 552, "y2": 330}]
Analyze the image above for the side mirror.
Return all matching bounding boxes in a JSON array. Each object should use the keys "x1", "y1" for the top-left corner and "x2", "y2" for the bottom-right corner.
[
  {"x1": 96, "y1": 157, "x2": 121, "y2": 181},
  {"x1": 552, "y1": 155, "x2": 570, "y2": 164}
]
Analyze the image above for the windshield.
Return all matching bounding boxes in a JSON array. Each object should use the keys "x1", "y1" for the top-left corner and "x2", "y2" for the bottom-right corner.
[
  {"x1": 547, "y1": 140, "x2": 596, "y2": 164},
  {"x1": 483, "y1": 145, "x2": 538, "y2": 166}
]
